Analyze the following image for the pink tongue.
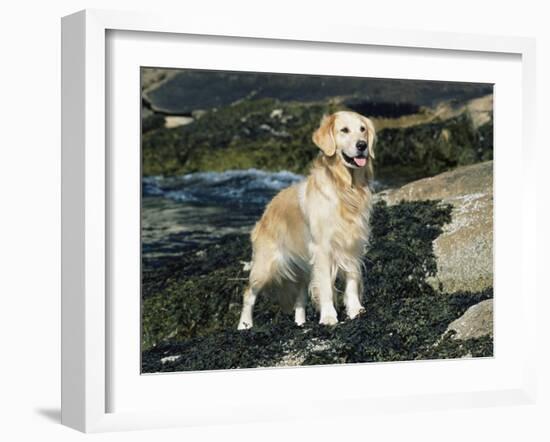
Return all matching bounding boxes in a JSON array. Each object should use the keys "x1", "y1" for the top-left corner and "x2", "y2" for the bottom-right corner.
[{"x1": 354, "y1": 157, "x2": 367, "y2": 167}]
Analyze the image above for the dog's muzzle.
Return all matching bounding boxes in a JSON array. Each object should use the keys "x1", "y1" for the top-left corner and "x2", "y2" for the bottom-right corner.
[{"x1": 342, "y1": 151, "x2": 368, "y2": 167}]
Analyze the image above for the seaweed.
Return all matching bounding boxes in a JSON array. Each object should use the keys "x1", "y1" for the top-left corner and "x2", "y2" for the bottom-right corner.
[
  {"x1": 374, "y1": 114, "x2": 493, "y2": 184},
  {"x1": 142, "y1": 98, "x2": 333, "y2": 176},
  {"x1": 142, "y1": 97, "x2": 493, "y2": 186}
]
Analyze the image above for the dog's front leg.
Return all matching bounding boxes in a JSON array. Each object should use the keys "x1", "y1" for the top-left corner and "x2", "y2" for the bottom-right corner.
[
  {"x1": 344, "y1": 271, "x2": 365, "y2": 319},
  {"x1": 311, "y1": 251, "x2": 338, "y2": 325}
]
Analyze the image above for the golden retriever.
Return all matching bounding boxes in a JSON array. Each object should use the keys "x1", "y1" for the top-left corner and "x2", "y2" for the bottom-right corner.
[{"x1": 238, "y1": 111, "x2": 375, "y2": 329}]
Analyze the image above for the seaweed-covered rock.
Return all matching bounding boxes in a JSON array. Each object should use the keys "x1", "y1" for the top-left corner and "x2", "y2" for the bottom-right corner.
[
  {"x1": 141, "y1": 200, "x2": 493, "y2": 372},
  {"x1": 142, "y1": 95, "x2": 493, "y2": 183},
  {"x1": 142, "y1": 98, "x2": 335, "y2": 176},
  {"x1": 379, "y1": 161, "x2": 493, "y2": 293},
  {"x1": 374, "y1": 113, "x2": 493, "y2": 185}
]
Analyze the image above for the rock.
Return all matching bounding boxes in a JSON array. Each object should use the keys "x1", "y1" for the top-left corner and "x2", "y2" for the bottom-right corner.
[
  {"x1": 160, "y1": 355, "x2": 181, "y2": 364},
  {"x1": 378, "y1": 161, "x2": 493, "y2": 293},
  {"x1": 191, "y1": 109, "x2": 207, "y2": 119},
  {"x1": 141, "y1": 68, "x2": 177, "y2": 92},
  {"x1": 446, "y1": 299, "x2": 493, "y2": 339},
  {"x1": 141, "y1": 68, "x2": 492, "y2": 115},
  {"x1": 164, "y1": 116, "x2": 194, "y2": 129},
  {"x1": 465, "y1": 95, "x2": 493, "y2": 129},
  {"x1": 378, "y1": 160, "x2": 492, "y2": 203}
]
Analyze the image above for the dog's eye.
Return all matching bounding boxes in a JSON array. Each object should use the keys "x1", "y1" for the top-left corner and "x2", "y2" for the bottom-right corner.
[
  {"x1": 360, "y1": 126, "x2": 365, "y2": 132},
  {"x1": 340, "y1": 127, "x2": 349, "y2": 134}
]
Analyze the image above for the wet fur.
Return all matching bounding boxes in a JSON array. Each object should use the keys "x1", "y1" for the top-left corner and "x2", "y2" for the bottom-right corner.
[{"x1": 238, "y1": 111, "x2": 375, "y2": 329}]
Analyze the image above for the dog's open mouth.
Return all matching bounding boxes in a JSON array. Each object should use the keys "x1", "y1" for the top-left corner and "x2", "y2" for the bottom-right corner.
[{"x1": 342, "y1": 152, "x2": 368, "y2": 167}]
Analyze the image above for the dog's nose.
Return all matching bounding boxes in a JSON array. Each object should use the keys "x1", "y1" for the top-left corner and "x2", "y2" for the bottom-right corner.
[{"x1": 356, "y1": 140, "x2": 368, "y2": 152}]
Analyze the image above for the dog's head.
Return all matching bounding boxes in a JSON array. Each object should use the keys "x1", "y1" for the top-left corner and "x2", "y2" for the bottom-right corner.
[{"x1": 312, "y1": 111, "x2": 376, "y2": 169}]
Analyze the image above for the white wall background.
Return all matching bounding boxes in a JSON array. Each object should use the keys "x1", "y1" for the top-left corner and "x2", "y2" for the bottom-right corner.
[{"x1": 0, "y1": 1, "x2": 547, "y2": 440}]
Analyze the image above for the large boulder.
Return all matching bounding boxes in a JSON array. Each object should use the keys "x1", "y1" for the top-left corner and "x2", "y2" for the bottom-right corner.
[
  {"x1": 141, "y1": 68, "x2": 493, "y2": 115},
  {"x1": 378, "y1": 161, "x2": 493, "y2": 294}
]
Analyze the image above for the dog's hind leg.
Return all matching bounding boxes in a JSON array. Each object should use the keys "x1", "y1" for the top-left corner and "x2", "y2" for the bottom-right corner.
[
  {"x1": 238, "y1": 285, "x2": 258, "y2": 330},
  {"x1": 277, "y1": 281, "x2": 307, "y2": 325},
  {"x1": 294, "y1": 283, "x2": 308, "y2": 326},
  {"x1": 294, "y1": 284, "x2": 307, "y2": 326},
  {"x1": 238, "y1": 239, "x2": 284, "y2": 329}
]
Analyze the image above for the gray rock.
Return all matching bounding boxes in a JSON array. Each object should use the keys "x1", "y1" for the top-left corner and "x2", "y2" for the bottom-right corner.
[
  {"x1": 141, "y1": 68, "x2": 178, "y2": 95},
  {"x1": 446, "y1": 299, "x2": 493, "y2": 339},
  {"x1": 141, "y1": 68, "x2": 492, "y2": 115},
  {"x1": 378, "y1": 161, "x2": 493, "y2": 294},
  {"x1": 378, "y1": 161, "x2": 492, "y2": 204}
]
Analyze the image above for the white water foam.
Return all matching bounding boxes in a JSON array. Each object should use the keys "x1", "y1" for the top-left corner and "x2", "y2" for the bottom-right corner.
[{"x1": 143, "y1": 169, "x2": 304, "y2": 206}]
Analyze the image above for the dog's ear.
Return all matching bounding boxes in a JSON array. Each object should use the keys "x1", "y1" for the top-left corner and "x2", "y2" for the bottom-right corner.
[
  {"x1": 312, "y1": 114, "x2": 336, "y2": 156},
  {"x1": 361, "y1": 116, "x2": 376, "y2": 159}
]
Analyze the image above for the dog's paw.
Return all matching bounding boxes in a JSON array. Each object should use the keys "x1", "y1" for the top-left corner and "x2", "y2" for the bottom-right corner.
[
  {"x1": 237, "y1": 320, "x2": 253, "y2": 330},
  {"x1": 319, "y1": 315, "x2": 338, "y2": 326},
  {"x1": 347, "y1": 306, "x2": 366, "y2": 320},
  {"x1": 295, "y1": 309, "x2": 306, "y2": 327}
]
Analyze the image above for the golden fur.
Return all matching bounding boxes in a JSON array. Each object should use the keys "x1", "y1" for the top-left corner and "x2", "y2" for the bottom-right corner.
[{"x1": 238, "y1": 111, "x2": 376, "y2": 329}]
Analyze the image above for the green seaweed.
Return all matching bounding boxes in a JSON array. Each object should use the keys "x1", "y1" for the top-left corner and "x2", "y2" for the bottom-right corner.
[
  {"x1": 374, "y1": 113, "x2": 493, "y2": 184},
  {"x1": 142, "y1": 113, "x2": 165, "y2": 134},
  {"x1": 142, "y1": 98, "x2": 335, "y2": 176}
]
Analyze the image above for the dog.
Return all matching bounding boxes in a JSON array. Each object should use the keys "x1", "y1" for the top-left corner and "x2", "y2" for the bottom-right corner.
[{"x1": 237, "y1": 111, "x2": 375, "y2": 329}]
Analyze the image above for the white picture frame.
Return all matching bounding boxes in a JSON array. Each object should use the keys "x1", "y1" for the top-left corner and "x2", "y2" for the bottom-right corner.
[{"x1": 61, "y1": 9, "x2": 537, "y2": 433}]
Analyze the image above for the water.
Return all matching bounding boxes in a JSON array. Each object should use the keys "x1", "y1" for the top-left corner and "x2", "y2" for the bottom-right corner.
[
  {"x1": 142, "y1": 169, "x2": 304, "y2": 264},
  {"x1": 143, "y1": 169, "x2": 303, "y2": 206},
  {"x1": 141, "y1": 168, "x2": 391, "y2": 271}
]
